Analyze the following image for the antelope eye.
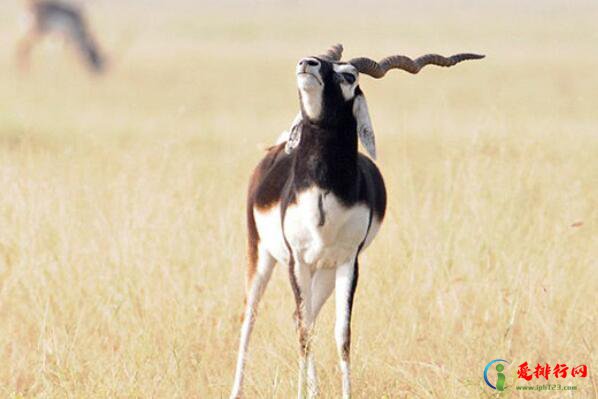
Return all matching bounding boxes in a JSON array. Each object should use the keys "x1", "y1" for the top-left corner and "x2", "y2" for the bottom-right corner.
[{"x1": 341, "y1": 72, "x2": 356, "y2": 84}]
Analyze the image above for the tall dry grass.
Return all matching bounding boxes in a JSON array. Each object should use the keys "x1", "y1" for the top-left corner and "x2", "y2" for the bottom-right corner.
[{"x1": 0, "y1": 1, "x2": 596, "y2": 398}]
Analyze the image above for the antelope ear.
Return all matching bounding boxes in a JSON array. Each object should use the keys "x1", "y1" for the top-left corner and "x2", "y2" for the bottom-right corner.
[
  {"x1": 284, "y1": 112, "x2": 303, "y2": 153},
  {"x1": 353, "y1": 94, "x2": 376, "y2": 160}
]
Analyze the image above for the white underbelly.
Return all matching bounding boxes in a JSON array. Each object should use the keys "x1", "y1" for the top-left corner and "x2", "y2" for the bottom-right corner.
[{"x1": 254, "y1": 187, "x2": 380, "y2": 270}]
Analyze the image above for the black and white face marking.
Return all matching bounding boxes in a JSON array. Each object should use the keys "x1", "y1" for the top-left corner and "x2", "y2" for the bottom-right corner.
[
  {"x1": 289, "y1": 56, "x2": 376, "y2": 158},
  {"x1": 333, "y1": 63, "x2": 359, "y2": 101},
  {"x1": 296, "y1": 57, "x2": 360, "y2": 122}
]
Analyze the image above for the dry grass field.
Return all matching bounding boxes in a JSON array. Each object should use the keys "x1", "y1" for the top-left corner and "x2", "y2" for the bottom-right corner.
[{"x1": 0, "y1": 1, "x2": 596, "y2": 398}]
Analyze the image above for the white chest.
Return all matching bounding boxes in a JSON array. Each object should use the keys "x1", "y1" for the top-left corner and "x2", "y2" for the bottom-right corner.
[{"x1": 254, "y1": 187, "x2": 371, "y2": 269}]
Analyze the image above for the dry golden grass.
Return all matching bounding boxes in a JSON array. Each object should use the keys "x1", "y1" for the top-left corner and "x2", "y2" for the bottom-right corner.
[{"x1": 0, "y1": 1, "x2": 596, "y2": 398}]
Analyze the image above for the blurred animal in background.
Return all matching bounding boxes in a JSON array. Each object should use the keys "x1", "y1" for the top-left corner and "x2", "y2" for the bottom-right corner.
[{"x1": 16, "y1": 0, "x2": 106, "y2": 73}]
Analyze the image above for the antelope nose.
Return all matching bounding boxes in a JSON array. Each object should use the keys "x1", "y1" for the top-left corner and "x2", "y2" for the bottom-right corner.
[{"x1": 298, "y1": 58, "x2": 320, "y2": 67}]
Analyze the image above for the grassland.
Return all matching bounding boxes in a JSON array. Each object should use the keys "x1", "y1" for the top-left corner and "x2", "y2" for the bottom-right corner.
[{"x1": 0, "y1": 1, "x2": 596, "y2": 398}]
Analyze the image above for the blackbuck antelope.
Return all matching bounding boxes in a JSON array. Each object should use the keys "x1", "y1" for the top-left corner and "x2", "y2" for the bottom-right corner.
[
  {"x1": 230, "y1": 44, "x2": 484, "y2": 399},
  {"x1": 17, "y1": 0, "x2": 105, "y2": 73}
]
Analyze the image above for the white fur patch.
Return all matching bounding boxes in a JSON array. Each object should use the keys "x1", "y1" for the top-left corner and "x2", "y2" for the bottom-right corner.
[
  {"x1": 254, "y1": 187, "x2": 378, "y2": 271},
  {"x1": 310, "y1": 268, "x2": 335, "y2": 317},
  {"x1": 333, "y1": 64, "x2": 359, "y2": 101},
  {"x1": 353, "y1": 95, "x2": 376, "y2": 159},
  {"x1": 298, "y1": 77, "x2": 323, "y2": 121},
  {"x1": 276, "y1": 130, "x2": 289, "y2": 145},
  {"x1": 283, "y1": 112, "x2": 303, "y2": 153},
  {"x1": 296, "y1": 58, "x2": 324, "y2": 121},
  {"x1": 253, "y1": 204, "x2": 288, "y2": 265}
]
